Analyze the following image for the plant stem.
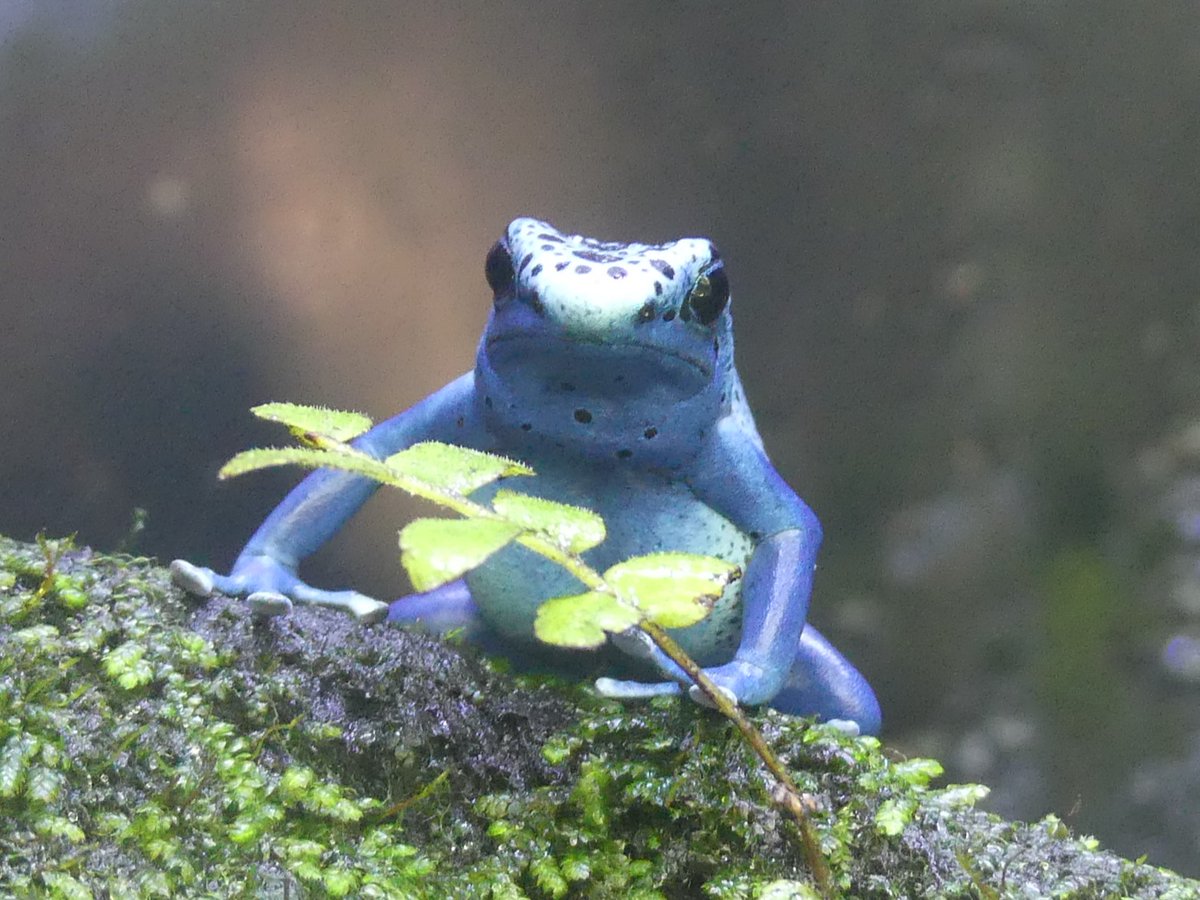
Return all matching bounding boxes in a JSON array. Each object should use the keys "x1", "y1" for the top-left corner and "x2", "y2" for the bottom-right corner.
[{"x1": 639, "y1": 621, "x2": 834, "y2": 898}]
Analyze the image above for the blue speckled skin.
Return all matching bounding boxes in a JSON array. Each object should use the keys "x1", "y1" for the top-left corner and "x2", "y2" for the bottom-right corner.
[{"x1": 175, "y1": 218, "x2": 881, "y2": 734}]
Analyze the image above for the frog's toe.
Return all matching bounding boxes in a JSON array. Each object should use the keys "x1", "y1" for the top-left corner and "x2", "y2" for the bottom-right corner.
[
  {"x1": 339, "y1": 594, "x2": 389, "y2": 625},
  {"x1": 594, "y1": 677, "x2": 681, "y2": 699},
  {"x1": 170, "y1": 559, "x2": 214, "y2": 597},
  {"x1": 609, "y1": 627, "x2": 658, "y2": 661},
  {"x1": 686, "y1": 659, "x2": 774, "y2": 707},
  {"x1": 821, "y1": 718, "x2": 862, "y2": 737},
  {"x1": 247, "y1": 591, "x2": 293, "y2": 618},
  {"x1": 290, "y1": 584, "x2": 389, "y2": 624},
  {"x1": 687, "y1": 682, "x2": 739, "y2": 709}
]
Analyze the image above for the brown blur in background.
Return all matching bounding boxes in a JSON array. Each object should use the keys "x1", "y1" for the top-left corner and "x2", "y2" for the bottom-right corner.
[{"x1": 3, "y1": 1, "x2": 1200, "y2": 875}]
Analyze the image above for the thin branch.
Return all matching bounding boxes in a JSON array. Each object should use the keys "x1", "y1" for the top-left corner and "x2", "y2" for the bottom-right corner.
[{"x1": 638, "y1": 621, "x2": 834, "y2": 897}]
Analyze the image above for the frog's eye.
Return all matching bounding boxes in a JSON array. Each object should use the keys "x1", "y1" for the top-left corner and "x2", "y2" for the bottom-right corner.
[
  {"x1": 685, "y1": 265, "x2": 730, "y2": 326},
  {"x1": 485, "y1": 241, "x2": 515, "y2": 296}
]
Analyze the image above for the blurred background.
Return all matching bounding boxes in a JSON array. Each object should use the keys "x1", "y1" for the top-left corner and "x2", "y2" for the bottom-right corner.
[{"x1": 3, "y1": 0, "x2": 1199, "y2": 875}]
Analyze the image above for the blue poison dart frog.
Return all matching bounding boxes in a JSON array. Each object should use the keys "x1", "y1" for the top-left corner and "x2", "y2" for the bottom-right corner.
[{"x1": 172, "y1": 218, "x2": 881, "y2": 735}]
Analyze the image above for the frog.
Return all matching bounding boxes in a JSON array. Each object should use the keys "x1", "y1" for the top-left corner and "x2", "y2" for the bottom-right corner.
[{"x1": 171, "y1": 217, "x2": 882, "y2": 735}]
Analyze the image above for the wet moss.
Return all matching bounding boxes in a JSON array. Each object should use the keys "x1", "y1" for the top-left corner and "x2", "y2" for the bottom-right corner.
[{"x1": 0, "y1": 534, "x2": 1195, "y2": 898}]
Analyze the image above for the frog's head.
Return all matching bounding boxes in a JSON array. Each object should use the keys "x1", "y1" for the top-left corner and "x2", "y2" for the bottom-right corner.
[{"x1": 475, "y1": 217, "x2": 736, "y2": 466}]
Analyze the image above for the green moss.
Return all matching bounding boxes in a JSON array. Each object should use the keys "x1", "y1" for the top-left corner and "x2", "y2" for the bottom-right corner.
[{"x1": 0, "y1": 535, "x2": 1195, "y2": 898}]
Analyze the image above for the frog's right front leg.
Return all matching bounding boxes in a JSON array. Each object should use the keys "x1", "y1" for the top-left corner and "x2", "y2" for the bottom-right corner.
[{"x1": 172, "y1": 373, "x2": 482, "y2": 622}]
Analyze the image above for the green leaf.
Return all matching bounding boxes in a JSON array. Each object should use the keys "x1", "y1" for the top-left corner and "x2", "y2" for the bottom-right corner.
[
  {"x1": 40, "y1": 873, "x2": 92, "y2": 900},
  {"x1": 399, "y1": 518, "x2": 521, "y2": 591},
  {"x1": 603, "y1": 552, "x2": 740, "y2": 628},
  {"x1": 491, "y1": 489, "x2": 606, "y2": 553},
  {"x1": 534, "y1": 592, "x2": 640, "y2": 648},
  {"x1": 219, "y1": 446, "x2": 394, "y2": 482},
  {"x1": 102, "y1": 641, "x2": 154, "y2": 690},
  {"x1": 11, "y1": 624, "x2": 59, "y2": 646},
  {"x1": 35, "y1": 814, "x2": 85, "y2": 843},
  {"x1": 386, "y1": 442, "x2": 532, "y2": 495},
  {"x1": 0, "y1": 734, "x2": 36, "y2": 798},
  {"x1": 228, "y1": 817, "x2": 261, "y2": 845},
  {"x1": 874, "y1": 796, "x2": 918, "y2": 836},
  {"x1": 323, "y1": 866, "x2": 360, "y2": 897},
  {"x1": 251, "y1": 402, "x2": 373, "y2": 442},
  {"x1": 27, "y1": 766, "x2": 63, "y2": 803},
  {"x1": 892, "y1": 758, "x2": 944, "y2": 786},
  {"x1": 931, "y1": 783, "x2": 990, "y2": 809},
  {"x1": 530, "y1": 856, "x2": 568, "y2": 899},
  {"x1": 279, "y1": 765, "x2": 316, "y2": 802}
]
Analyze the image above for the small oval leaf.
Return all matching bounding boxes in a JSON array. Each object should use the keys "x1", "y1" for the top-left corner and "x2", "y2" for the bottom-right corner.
[
  {"x1": 492, "y1": 490, "x2": 606, "y2": 553},
  {"x1": 534, "y1": 592, "x2": 640, "y2": 648},
  {"x1": 386, "y1": 442, "x2": 533, "y2": 495},
  {"x1": 399, "y1": 518, "x2": 521, "y2": 592},
  {"x1": 603, "y1": 552, "x2": 740, "y2": 627},
  {"x1": 251, "y1": 403, "x2": 374, "y2": 442},
  {"x1": 219, "y1": 446, "x2": 393, "y2": 482}
]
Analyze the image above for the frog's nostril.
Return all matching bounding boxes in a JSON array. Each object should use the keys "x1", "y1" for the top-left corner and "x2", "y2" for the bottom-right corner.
[
  {"x1": 574, "y1": 408, "x2": 593, "y2": 424},
  {"x1": 528, "y1": 290, "x2": 545, "y2": 316}
]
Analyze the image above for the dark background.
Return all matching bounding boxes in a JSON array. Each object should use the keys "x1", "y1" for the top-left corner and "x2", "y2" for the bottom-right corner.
[{"x1": 4, "y1": 1, "x2": 1199, "y2": 875}]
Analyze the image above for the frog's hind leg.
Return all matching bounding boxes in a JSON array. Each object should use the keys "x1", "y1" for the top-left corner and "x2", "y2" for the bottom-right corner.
[
  {"x1": 771, "y1": 626, "x2": 881, "y2": 736},
  {"x1": 386, "y1": 578, "x2": 497, "y2": 646}
]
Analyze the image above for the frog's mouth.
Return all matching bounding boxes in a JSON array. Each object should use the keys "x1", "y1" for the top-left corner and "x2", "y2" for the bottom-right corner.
[{"x1": 483, "y1": 333, "x2": 714, "y2": 407}]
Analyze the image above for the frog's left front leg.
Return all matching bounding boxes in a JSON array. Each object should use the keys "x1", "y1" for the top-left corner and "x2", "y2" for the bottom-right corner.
[
  {"x1": 598, "y1": 524, "x2": 818, "y2": 706},
  {"x1": 597, "y1": 419, "x2": 876, "y2": 724}
]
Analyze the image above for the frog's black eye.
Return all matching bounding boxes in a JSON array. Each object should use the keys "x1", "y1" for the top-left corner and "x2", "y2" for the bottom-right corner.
[
  {"x1": 485, "y1": 241, "x2": 515, "y2": 296},
  {"x1": 686, "y1": 265, "x2": 730, "y2": 325}
]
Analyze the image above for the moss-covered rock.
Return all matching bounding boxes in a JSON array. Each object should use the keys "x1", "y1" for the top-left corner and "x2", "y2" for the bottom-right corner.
[{"x1": 0, "y1": 534, "x2": 1195, "y2": 898}]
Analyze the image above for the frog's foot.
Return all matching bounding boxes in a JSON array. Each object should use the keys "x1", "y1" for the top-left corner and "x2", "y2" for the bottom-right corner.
[
  {"x1": 820, "y1": 719, "x2": 863, "y2": 738},
  {"x1": 592, "y1": 672, "x2": 744, "y2": 708},
  {"x1": 685, "y1": 659, "x2": 773, "y2": 707},
  {"x1": 603, "y1": 629, "x2": 763, "y2": 706},
  {"x1": 169, "y1": 558, "x2": 389, "y2": 625},
  {"x1": 386, "y1": 578, "x2": 493, "y2": 644},
  {"x1": 169, "y1": 559, "x2": 217, "y2": 597},
  {"x1": 246, "y1": 591, "x2": 293, "y2": 617},
  {"x1": 594, "y1": 677, "x2": 681, "y2": 699},
  {"x1": 287, "y1": 583, "x2": 389, "y2": 623},
  {"x1": 771, "y1": 625, "x2": 881, "y2": 736}
]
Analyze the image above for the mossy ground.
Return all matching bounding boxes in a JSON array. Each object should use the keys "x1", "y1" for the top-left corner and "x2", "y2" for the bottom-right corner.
[{"x1": 0, "y1": 534, "x2": 1195, "y2": 898}]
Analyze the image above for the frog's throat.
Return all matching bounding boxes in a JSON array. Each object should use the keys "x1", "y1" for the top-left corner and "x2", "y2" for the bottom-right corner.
[{"x1": 474, "y1": 333, "x2": 729, "y2": 462}]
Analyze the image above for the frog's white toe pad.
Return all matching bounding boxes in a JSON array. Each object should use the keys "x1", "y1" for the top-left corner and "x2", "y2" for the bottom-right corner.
[
  {"x1": 170, "y1": 560, "x2": 212, "y2": 597},
  {"x1": 593, "y1": 677, "x2": 678, "y2": 699},
  {"x1": 821, "y1": 718, "x2": 862, "y2": 737},
  {"x1": 688, "y1": 683, "x2": 738, "y2": 709},
  {"x1": 247, "y1": 591, "x2": 293, "y2": 618},
  {"x1": 593, "y1": 677, "x2": 622, "y2": 697},
  {"x1": 609, "y1": 626, "x2": 657, "y2": 660},
  {"x1": 344, "y1": 595, "x2": 390, "y2": 625}
]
